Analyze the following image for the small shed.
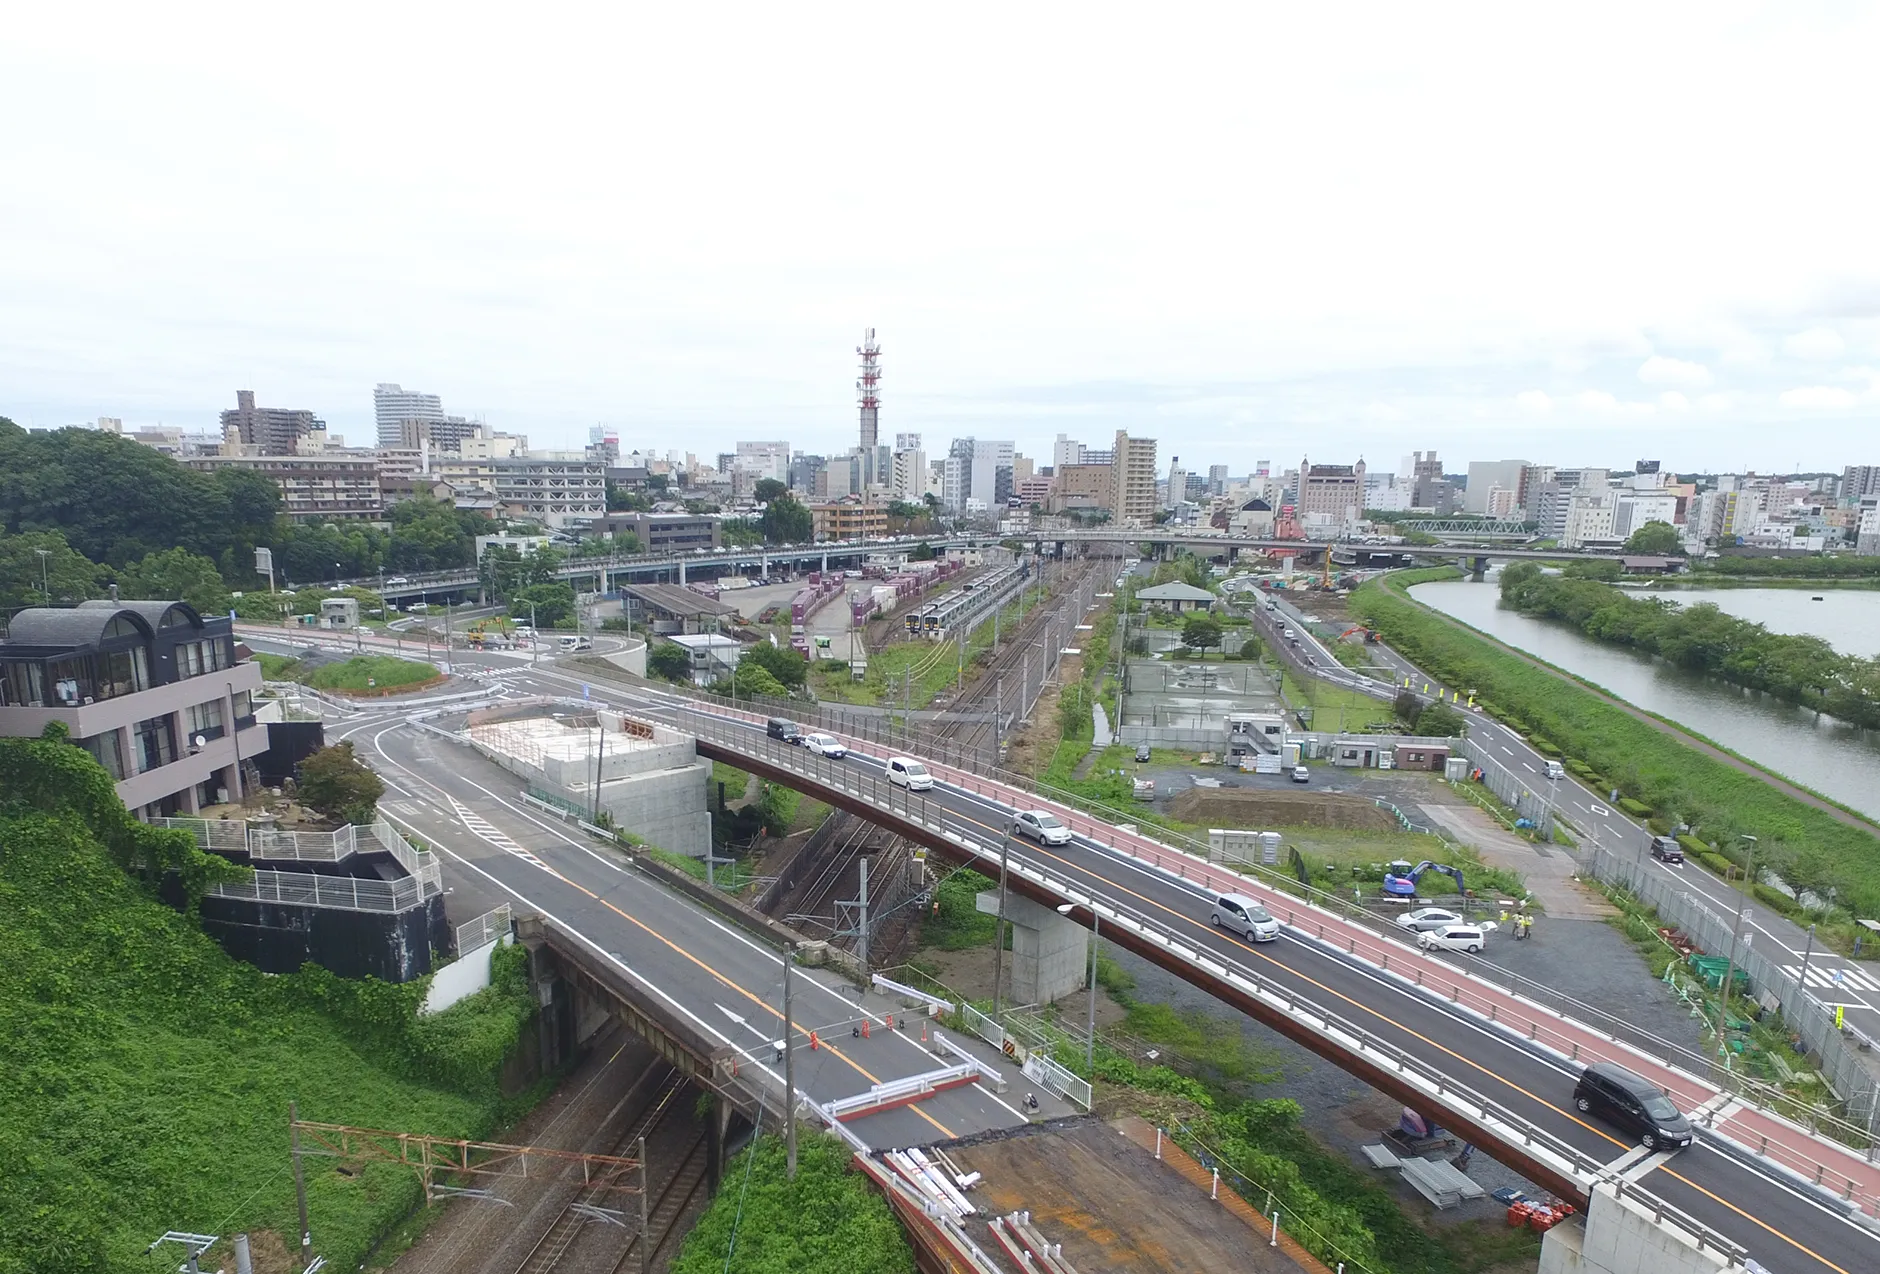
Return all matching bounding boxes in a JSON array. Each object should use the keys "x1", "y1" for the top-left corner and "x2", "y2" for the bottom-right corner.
[
  {"x1": 319, "y1": 597, "x2": 360, "y2": 629},
  {"x1": 1392, "y1": 743, "x2": 1451, "y2": 772},
  {"x1": 1135, "y1": 581, "x2": 1217, "y2": 613}
]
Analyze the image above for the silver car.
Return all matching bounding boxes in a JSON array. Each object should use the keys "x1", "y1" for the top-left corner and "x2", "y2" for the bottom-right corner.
[
  {"x1": 1211, "y1": 893, "x2": 1280, "y2": 942},
  {"x1": 1014, "y1": 810, "x2": 1073, "y2": 845}
]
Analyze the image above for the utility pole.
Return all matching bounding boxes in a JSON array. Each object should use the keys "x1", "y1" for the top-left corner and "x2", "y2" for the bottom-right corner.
[
  {"x1": 1719, "y1": 900, "x2": 1750, "y2": 1050},
  {"x1": 856, "y1": 858, "x2": 870, "y2": 971},
  {"x1": 290, "y1": 1101, "x2": 312, "y2": 1267},
  {"x1": 782, "y1": 943, "x2": 798, "y2": 1178},
  {"x1": 991, "y1": 821, "x2": 1014, "y2": 1018}
]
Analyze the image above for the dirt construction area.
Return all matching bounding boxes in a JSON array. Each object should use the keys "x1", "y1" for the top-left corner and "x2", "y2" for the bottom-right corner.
[
  {"x1": 1168, "y1": 786, "x2": 1398, "y2": 831},
  {"x1": 943, "y1": 1117, "x2": 1325, "y2": 1273}
]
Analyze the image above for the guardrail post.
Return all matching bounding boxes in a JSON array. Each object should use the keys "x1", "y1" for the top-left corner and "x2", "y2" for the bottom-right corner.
[{"x1": 1269, "y1": 1211, "x2": 1280, "y2": 1247}]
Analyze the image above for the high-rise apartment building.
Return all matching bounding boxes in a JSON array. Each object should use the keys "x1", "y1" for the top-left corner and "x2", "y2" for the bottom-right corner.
[
  {"x1": 220, "y1": 390, "x2": 325, "y2": 455},
  {"x1": 1208, "y1": 464, "x2": 1229, "y2": 496},
  {"x1": 1165, "y1": 457, "x2": 1189, "y2": 511},
  {"x1": 891, "y1": 442, "x2": 927, "y2": 501},
  {"x1": 373, "y1": 383, "x2": 444, "y2": 449},
  {"x1": 1844, "y1": 465, "x2": 1880, "y2": 504},
  {"x1": 1111, "y1": 432, "x2": 1158, "y2": 526}
]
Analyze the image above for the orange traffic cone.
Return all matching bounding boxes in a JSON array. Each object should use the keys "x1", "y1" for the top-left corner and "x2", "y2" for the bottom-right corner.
[
  {"x1": 810, "y1": 1031, "x2": 820, "y2": 1051},
  {"x1": 862, "y1": 1017, "x2": 872, "y2": 1039}
]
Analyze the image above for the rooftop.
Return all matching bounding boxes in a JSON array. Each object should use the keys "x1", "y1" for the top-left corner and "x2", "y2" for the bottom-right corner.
[{"x1": 1135, "y1": 581, "x2": 1216, "y2": 602}]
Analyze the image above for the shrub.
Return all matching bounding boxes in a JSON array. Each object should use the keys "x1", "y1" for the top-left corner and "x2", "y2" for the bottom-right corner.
[
  {"x1": 1753, "y1": 884, "x2": 1804, "y2": 917},
  {"x1": 1618, "y1": 797, "x2": 1653, "y2": 819},
  {"x1": 1698, "y1": 852, "x2": 1736, "y2": 877},
  {"x1": 1531, "y1": 737, "x2": 1561, "y2": 756},
  {"x1": 1675, "y1": 835, "x2": 1708, "y2": 858},
  {"x1": 1647, "y1": 818, "x2": 1671, "y2": 836}
]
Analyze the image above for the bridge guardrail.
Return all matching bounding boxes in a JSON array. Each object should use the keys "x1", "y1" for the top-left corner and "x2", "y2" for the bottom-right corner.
[{"x1": 651, "y1": 697, "x2": 1880, "y2": 1226}]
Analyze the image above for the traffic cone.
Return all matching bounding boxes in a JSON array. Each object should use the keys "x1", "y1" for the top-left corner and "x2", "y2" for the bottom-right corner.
[
  {"x1": 810, "y1": 1031, "x2": 820, "y2": 1051},
  {"x1": 863, "y1": 1017, "x2": 872, "y2": 1039}
]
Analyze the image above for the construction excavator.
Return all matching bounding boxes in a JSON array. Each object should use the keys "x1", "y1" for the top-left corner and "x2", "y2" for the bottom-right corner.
[
  {"x1": 1340, "y1": 624, "x2": 1382, "y2": 644},
  {"x1": 1382, "y1": 859, "x2": 1469, "y2": 898}
]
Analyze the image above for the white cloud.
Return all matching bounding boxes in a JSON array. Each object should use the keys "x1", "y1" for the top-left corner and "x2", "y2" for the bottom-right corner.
[
  {"x1": 1637, "y1": 355, "x2": 1711, "y2": 387},
  {"x1": 1697, "y1": 393, "x2": 1733, "y2": 413},
  {"x1": 1779, "y1": 385, "x2": 1856, "y2": 408},
  {"x1": 1574, "y1": 390, "x2": 1619, "y2": 413},
  {"x1": 1657, "y1": 391, "x2": 1689, "y2": 411},
  {"x1": 1515, "y1": 390, "x2": 1553, "y2": 414},
  {"x1": 1784, "y1": 327, "x2": 1846, "y2": 360}
]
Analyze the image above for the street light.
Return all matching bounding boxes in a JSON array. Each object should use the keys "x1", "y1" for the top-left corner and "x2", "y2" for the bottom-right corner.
[
  {"x1": 1058, "y1": 901, "x2": 1099, "y2": 1075},
  {"x1": 34, "y1": 548, "x2": 51, "y2": 602}
]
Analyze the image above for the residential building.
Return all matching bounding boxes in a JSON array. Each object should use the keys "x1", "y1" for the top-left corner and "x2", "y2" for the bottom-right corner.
[
  {"x1": 1561, "y1": 490, "x2": 1619, "y2": 549},
  {"x1": 1208, "y1": 464, "x2": 1229, "y2": 496},
  {"x1": 1485, "y1": 486, "x2": 1521, "y2": 519},
  {"x1": 1048, "y1": 463, "x2": 1113, "y2": 514},
  {"x1": 453, "y1": 427, "x2": 527, "y2": 459},
  {"x1": 1296, "y1": 456, "x2": 1367, "y2": 529},
  {"x1": 187, "y1": 453, "x2": 384, "y2": 521},
  {"x1": 0, "y1": 600, "x2": 266, "y2": 819},
  {"x1": 372, "y1": 383, "x2": 444, "y2": 449},
  {"x1": 811, "y1": 497, "x2": 888, "y2": 541},
  {"x1": 891, "y1": 443, "x2": 928, "y2": 502},
  {"x1": 1613, "y1": 490, "x2": 1679, "y2": 540},
  {"x1": 1463, "y1": 459, "x2": 1531, "y2": 515},
  {"x1": 734, "y1": 441, "x2": 791, "y2": 486},
  {"x1": 1844, "y1": 466, "x2": 1880, "y2": 504},
  {"x1": 1111, "y1": 431, "x2": 1158, "y2": 526},
  {"x1": 1165, "y1": 457, "x2": 1189, "y2": 512},
  {"x1": 488, "y1": 456, "x2": 606, "y2": 530},
  {"x1": 591, "y1": 511, "x2": 720, "y2": 552},
  {"x1": 1855, "y1": 498, "x2": 1880, "y2": 556},
  {"x1": 220, "y1": 390, "x2": 325, "y2": 455}
]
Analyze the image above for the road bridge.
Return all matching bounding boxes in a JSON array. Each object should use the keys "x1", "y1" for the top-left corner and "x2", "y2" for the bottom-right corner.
[
  {"x1": 575, "y1": 690, "x2": 1880, "y2": 1274},
  {"x1": 1037, "y1": 527, "x2": 1658, "y2": 566}
]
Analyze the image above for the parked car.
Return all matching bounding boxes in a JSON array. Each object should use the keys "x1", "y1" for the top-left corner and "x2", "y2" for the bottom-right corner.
[
  {"x1": 1417, "y1": 923, "x2": 1489, "y2": 954},
  {"x1": 1210, "y1": 893, "x2": 1280, "y2": 942},
  {"x1": 1650, "y1": 836, "x2": 1685, "y2": 864},
  {"x1": 1135, "y1": 743, "x2": 1152, "y2": 763},
  {"x1": 1395, "y1": 907, "x2": 1465, "y2": 933},
  {"x1": 1573, "y1": 1062, "x2": 1693, "y2": 1150},
  {"x1": 1291, "y1": 765, "x2": 1311, "y2": 783},
  {"x1": 766, "y1": 717, "x2": 802, "y2": 744},
  {"x1": 1014, "y1": 810, "x2": 1072, "y2": 846},
  {"x1": 885, "y1": 756, "x2": 934, "y2": 792},
  {"x1": 406, "y1": 602, "x2": 430, "y2": 612},
  {"x1": 801, "y1": 732, "x2": 847, "y2": 758}
]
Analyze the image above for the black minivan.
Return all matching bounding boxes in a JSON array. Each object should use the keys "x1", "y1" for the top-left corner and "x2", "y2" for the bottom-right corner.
[
  {"x1": 1572, "y1": 1062, "x2": 1693, "y2": 1150},
  {"x1": 766, "y1": 717, "x2": 802, "y2": 744}
]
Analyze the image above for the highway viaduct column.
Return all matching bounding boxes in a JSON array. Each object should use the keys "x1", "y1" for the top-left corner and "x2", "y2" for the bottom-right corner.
[{"x1": 1537, "y1": 1183, "x2": 1737, "y2": 1274}]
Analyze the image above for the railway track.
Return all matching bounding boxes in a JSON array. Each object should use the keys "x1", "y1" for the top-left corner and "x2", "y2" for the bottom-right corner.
[{"x1": 510, "y1": 1064, "x2": 690, "y2": 1274}]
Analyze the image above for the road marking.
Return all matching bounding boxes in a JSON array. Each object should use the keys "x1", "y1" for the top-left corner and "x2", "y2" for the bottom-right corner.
[
  {"x1": 447, "y1": 796, "x2": 551, "y2": 869},
  {"x1": 1623, "y1": 1149, "x2": 1679, "y2": 1182},
  {"x1": 1783, "y1": 965, "x2": 1880, "y2": 993}
]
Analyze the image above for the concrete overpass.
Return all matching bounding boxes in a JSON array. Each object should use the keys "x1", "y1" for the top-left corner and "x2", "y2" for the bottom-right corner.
[
  {"x1": 584, "y1": 691, "x2": 1879, "y2": 1274},
  {"x1": 1034, "y1": 527, "x2": 1650, "y2": 566}
]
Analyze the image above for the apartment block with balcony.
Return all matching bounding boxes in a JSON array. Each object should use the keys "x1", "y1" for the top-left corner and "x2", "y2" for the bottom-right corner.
[
  {"x1": 593, "y1": 511, "x2": 721, "y2": 551},
  {"x1": 811, "y1": 497, "x2": 889, "y2": 541},
  {"x1": 1111, "y1": 432, "x2": 1158, "y2": 526},
  {"x1": 188, "y1": 453, "x2": 386, "y2": 521},
  {"x1": 489, "y1": 457, "x2": 606, "y2": 530},
  {"x1": 0, "y1": 601, "x2": 267, "y2": 819}
]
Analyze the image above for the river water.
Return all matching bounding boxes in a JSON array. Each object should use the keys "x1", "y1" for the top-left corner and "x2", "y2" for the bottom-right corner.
[{"x1": 1408, "y1": 579, "x2": 1880, "y2": 822}]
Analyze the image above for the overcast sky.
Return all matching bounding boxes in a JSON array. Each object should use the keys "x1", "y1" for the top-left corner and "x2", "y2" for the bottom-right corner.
[{"x1": 3, "y1": 2, "x2": 1877, "y2": 475}]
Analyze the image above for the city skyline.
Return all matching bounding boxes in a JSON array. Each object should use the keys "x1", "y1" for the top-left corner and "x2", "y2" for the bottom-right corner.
[{"x1": 2, "y1": 7, "x2": 1876, "y2": 470}]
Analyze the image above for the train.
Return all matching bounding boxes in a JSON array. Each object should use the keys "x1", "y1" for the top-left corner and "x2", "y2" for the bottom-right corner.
[{"x1": 901, "y1": 561, "x2": 1030, "y2": 640}]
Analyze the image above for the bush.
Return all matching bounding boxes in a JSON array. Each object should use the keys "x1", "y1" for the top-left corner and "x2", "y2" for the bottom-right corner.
[
  {"x1": 1753, "y1": 884, "x2": 1804, "y2": 917},
  {"x1": 1617, "y1": 797, "x2": 1653, "y2": 819},
  {"x1": 1531, "y1": 737, "x2": 1561, "y2": 756},
  {"x1": 1675, "y1": 835, "x2": 1708, "y2": 858},
  {"x1": 1698, "y1": 852, "x2": 1736, "y2": 877},
  {"x1": 1646, "y1": 818, "x2": 1671, "y2": 836}
]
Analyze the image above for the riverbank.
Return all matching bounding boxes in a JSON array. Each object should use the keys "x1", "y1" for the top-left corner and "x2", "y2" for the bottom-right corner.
[{"x1": 1351, "y1": 569, "x2": 1880, "y2": 923}]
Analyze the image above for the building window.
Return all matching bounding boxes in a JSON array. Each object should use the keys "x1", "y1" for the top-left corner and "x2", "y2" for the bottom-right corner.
[
  {"x1": 232, "y1": 689, "x2": 254, "y2": 725},
  {"x1": 133, "y1": 715, "x2": 176, "y2": 772},
  {"x1": 187, "y1": 700, "x2": 226, "y2": 740},
  {"x1": 85, "y1": 731, "x2": 128, "y2": 780},
  {"x1": 3, "y1": 660, "x2": 45, "y2": 707}
]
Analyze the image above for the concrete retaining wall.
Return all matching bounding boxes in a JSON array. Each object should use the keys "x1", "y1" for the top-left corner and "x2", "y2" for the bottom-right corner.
[{"x1": 1538, "y1": 1184, "x2": 1734, "y2": 1274}]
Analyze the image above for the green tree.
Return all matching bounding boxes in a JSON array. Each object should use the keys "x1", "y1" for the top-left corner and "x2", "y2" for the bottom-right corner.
[
  {"x1": 295, "y1": 742, "x2": 386, "y2": 826},
  {"x1": 648, "y1": 642, "x2": 693, "y2": 682},
  {"x1": 115, "y1": 548, "x2": 233, "y2": 614},
  {"x1": 759, "y1": 494, "x2": 813, "y2": 544},
  {"x1": 753, "y1": 477, "x2": 789, "y2": 504},
  {"x1": 733, "y1": 660, "x2": 789, "y2": 698},
  {"x1": 1181, "y1": 613, "x2": 1224, "y2": 653},
  {"x1": 1623, "y1": 520, "x2": 1683, "y2": 556},
  {"x1": 1415, "y1": 701, "x2": 1465, "y2": 737},
  {"x1": 606, "y1": 481, "x2": 653, "y2": 512},
  {"x1": 512, "y1": 581, "x2": 576, "y2": 627},
  {"x1": 0, "y1": 529, "x2": 101, "y2": 608},
  {"x1": 908, "y1": 541, "x2": 936, "y2": 562},
  {"x1": 386, "y1": 494, "x2": 479, "y2": 572},
  {"x1": 743, "y1": 642, "x2": 808, "y2": 689}
]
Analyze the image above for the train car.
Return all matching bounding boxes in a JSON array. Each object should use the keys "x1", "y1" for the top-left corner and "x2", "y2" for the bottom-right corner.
[
  {"x1": 905, "y1": 611, "x2": 922, "y2": 636},
  {"x1": 922, "y1": 607, "x2": 941, "y2": 638},
  {"x1": 790, "y1": 588, "x2": 813, "y2": 634}
]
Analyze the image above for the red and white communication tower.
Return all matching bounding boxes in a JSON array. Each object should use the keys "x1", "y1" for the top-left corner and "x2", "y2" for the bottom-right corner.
[{"x1": 856, "y1": 327, "x2": 881, "y2": 450}]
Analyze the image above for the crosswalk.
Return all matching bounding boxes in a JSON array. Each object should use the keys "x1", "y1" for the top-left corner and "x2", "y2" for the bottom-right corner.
[
  {"x1": 1780, "y1": 963, "x2": 1880, "y2": 993},
  {"x1": 448, "y1": 796, "x2": 550, "y2": 870}
]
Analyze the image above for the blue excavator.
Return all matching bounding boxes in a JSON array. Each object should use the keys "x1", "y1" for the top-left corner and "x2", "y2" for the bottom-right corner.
[{"x1": 1382, "y1": 859, "x2": 1468, "y2": 898}]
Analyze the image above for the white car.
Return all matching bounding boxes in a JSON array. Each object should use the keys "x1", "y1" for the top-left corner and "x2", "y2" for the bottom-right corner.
[
  {"x1": 385, "y1": 576, "x2": 410, "y2": 586},
  {"x1": 884, "y1": 756, "x2": 933, "y2": 792},
  {"x1": 1394, "y1": 907, "x2": 1465, "y2": 933},
  {"x1": 1211, "y1": 893, "x2": 1280, "y2": 942},
  {"x1": 801, "y1": 732, "x2": 847, "y2": 758},
  {"x1": 1013, "y1": 810, "x2": 1072, "y2": 846},
  {"x1": 1417, "y1": 923, "x2": 1491, "y2": 954}
]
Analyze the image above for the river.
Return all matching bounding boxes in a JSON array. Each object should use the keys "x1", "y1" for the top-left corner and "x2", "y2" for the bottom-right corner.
[{"x1": 1408, "y1": 578, "x2": 1880, "y2": 822}]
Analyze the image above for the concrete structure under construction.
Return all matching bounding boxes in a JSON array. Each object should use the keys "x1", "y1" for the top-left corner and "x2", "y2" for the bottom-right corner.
[
  {"x1": 463, "y1": 709, "x2": 711, "y2": 856},
  {"x1": 976, "y1": 890, "x2": 1089, "y2": 1005}
]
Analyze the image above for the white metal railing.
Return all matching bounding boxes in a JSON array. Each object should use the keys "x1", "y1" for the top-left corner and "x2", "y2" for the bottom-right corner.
[
  {"x1": 455, "y1": 905, "x2": 512, "y2": 954},
  {"x1": 207, "y1": 869, "x2": 429, "y2": 914},
  {"x1": 163, "y1": 815, "x2": 442, "y2": 905}
]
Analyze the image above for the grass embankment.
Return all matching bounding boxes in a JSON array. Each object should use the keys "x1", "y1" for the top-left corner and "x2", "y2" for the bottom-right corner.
[
  {"x1": 1353, "y1": 570, "x2": 1880, "y2": 931},
  {"x1": 670, "y1": 1133, "x2": 913, "y2": 1274},
  {"x1": 256, "y1": 652, "x2": 441, "y2": 694},
  {"x1": 0, "y1": 740, "x2": 540, "y2": 1272}
]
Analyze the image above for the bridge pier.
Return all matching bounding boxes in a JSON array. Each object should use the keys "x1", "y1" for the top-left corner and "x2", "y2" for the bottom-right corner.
[
  {"x1": 976, "y1": 891, "x2": 1088, "y2": 1005},
  {"x1": 821, "y1": 552, "x2": 829, "y2": 574},
  {"x1": 1539, "y1": 1181, "x2": 1737, "y2": 1274},
  {"x1": 1470, "y1": 555, "x2": 1488, "y2": 581},
  {"x1": 678, "y1": 559, "x2": 687, "y2": 585}
]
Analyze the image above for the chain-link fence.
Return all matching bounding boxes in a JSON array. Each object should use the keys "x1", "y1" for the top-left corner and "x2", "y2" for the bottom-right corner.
[
  {"x1": 1456, "y1": 734, "x2": 1556, "y2": 838},
  {"x1": 1587, "y1": 846, "x2": 1880, "y2": 1130}
]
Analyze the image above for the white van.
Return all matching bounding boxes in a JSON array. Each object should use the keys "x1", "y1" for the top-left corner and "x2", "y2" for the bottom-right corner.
[
  {"x1": 1543, "y1": 760, "x2": 1566, "y2": 780},
  {"x1": 884, "y1": 757, "x2": 934, "y2": 792},
  {"x1": 1210, "y1": 894, "x2": 1280, "y2": 942}
]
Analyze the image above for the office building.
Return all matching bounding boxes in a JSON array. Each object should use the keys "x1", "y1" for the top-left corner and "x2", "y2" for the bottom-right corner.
[
  {"x1": 0, "y1": 600, "x2": 266, "y2": 819},
  {"x1": 592, "y1": 511, "x2": 720, "y2": 552},
  {"x1": 219, "y1": 390, "x2": 325, "y2": 455},
  {"x1": 941, "y1": 438, "x2": 1014, "y2": 513},
  {"x1": 1463, "y1": 459, "x2": 1532, "y2": 515},
  {"x1": 1844, "y1": 466, "x2": 1880, "y2": 504},
  {"x1": 1208, "y1": 464, "x2": 1229, "y2": 496},
  {"x1": 734, "y1": 441, "x2": 791, "y2": 485},
  {"x1": 1014, "y1": 474, "x2": 1053, "y2": 505},
  {"x1": 1407, "y1": 450, "x2": 1445, "y2": 507},
  {"x1": 373, "y1": 383, "x2": 445, "y2": 449},
  {"x1": 1048, "y1": 463, "x2": 1114, "y2": 514},
  {"x1": 811, "y1": 497, "x2": 889, "y2": 541},
  {"x1": 1054, "y1": 434, "x2": 1087, "y2": 469},
  {"x1": 1296, "y1": 456, "x2": 1367, "y2": 528},
  {"x1": 1111, "y1": 432, "x2": 1158, "y2": 526},
  {"x1": 187, "y1": 453, "x2": 385, "y2": 521},
  {"x1": 1855, "y1": 498, "x2": 1880, "y2": 556},
  {"x1": 891, "y1": 443, "x2": 927, "y2": 502},
  {"x1": 1561, "y1": 490, "x2": 1620, "y2": 549},
  {"x1": 788, "y1": 452, "x2": 826, "y2": 495},
  {"x1": 1165, "y1": 457, "x2": 1189, "y2": 511}
]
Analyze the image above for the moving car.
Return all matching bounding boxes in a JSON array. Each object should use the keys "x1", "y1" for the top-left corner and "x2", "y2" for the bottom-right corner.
[
  {"x1": 885, "y1": 756, "x2": 934, "y2": 791},
  {"x1": 557, "y1": 636, "x2": 591, "y2": 653},
  {"x1": 766, "y1": 717, "x2": 802, "y2": 744},
  {"x1": 1650, "y1": 836, "x2": 1684, "y2": 864},
  {"x1": 385, "y1": 576, "x2": 410, "y2": 586},
  {"x1": 1291, "y1": 765, "x2": 1311, "y2": 783},
  {"x1": 1573, "y1": 1062, "x2": 1693, "y2": 1150},
  {"x1": 1211, "y1": 893, "x2": 1280, "y2": 942},
  {"x1": 1014, "y1": 810, "x2": 1072, "y2": 846},
  {"x1": 1417, "y1": 923, "x2": 1488, "y2": 954},
  {"x1": 801, "y1": 732, "x2": 847, "y2": 758},
  {"x1": 1394, "y1": 907, "x2": 1465, "y2": 933},
  {"x1": 1543, "y1": 760, "x2": 1566, "y2": 780}
]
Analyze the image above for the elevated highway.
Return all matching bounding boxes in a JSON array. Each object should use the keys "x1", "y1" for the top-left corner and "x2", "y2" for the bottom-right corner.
[{"x1": 565, "y1": 687, "x2": 1880, "y2": 1274}]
